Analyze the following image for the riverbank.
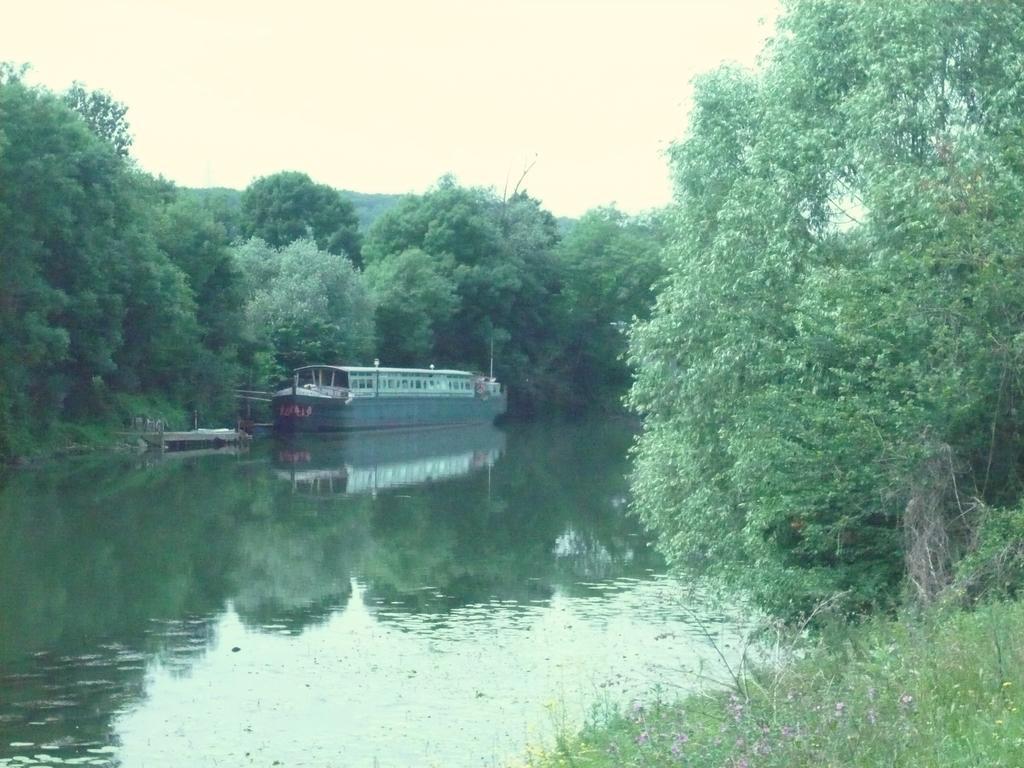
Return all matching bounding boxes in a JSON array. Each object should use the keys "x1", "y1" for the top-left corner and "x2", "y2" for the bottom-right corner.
[
  {"x1": 516, "y1": 600, "x2": 1024, "y2": 768},
  {"x1": 2, "y1": 396, "x2": 204, "y2": 466}
]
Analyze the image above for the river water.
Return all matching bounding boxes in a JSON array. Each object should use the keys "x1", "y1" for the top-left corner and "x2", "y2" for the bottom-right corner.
[{"x1": 0, "y1": 421, "x2": 748, "y2": 768}]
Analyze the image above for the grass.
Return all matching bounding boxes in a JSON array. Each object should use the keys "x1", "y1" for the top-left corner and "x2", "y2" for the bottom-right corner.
[{"x1": 514, "y1": 600, "x2": 1024, "y2": 768}]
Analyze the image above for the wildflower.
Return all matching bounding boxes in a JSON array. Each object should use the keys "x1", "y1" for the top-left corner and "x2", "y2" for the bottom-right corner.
[
  {"x1": 735, "y1": 758, "x2": 750, "y2": 768},
  {"x1": 867, "y1": 709, "x2": 878, "y2": 725},
  {"x1": 781, "y1": 725, "x2": 795, "y2": 738},
  {"x1": 899, "y1": 693, "x2": 914, "y2": 707},
  {"x1": 867, "y1": 687, "x2": 877, "y2": 701},
  {"x1": 669, "y1": 734, "x2": 688, "y2": 759},
  {"x1": 835, "y1": 702, "x2": 846, "y2": 716},
  {"x1": 1003, "y1": 682, "x2": 1013, "y2": 688},
  {"x1": 727, "y1": 694, "x2": 745, "y2": 722},
  {"x1": 635, "y1": 731, "x2": 649, "y2": 746}
]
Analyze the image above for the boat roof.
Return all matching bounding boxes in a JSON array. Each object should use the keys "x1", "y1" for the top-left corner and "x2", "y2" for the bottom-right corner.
[{"x1": 295, "y1": 364, "x2": 479, "y2": 377}]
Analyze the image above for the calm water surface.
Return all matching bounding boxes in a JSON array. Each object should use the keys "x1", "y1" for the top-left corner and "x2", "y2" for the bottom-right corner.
[{"x1": 0, "y1": 421, "x2": 748, "y2": 767}]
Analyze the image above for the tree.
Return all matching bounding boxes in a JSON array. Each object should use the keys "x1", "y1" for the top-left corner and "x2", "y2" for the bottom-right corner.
[
  {"x1": 363, "y1": 248, "x2": 459, "y2": 366},
  {"x1": 629, "y1": 0, "x2": 1024, "y2": 616},
  {"x1": 556, "y1": 206, "x2": 666, "y2": 412},
  {"x1": 234, "y1": 238, "x2": 374, "y2": 379},
  {"x1": 152, "y1": 192, "x2": 246, "y2": 416},
  {"x1": 0, "y1": 72, "x2": 207, "y2": 448},
  {"x1": 363, "y1": 177, "x2": 566, "y2": 412},
  {"x1": 240, "y1": 172, "x2": 362, "y2": 265},
  {"x1": 62, "y1": 81, "x2": 133, "y2": 158}
]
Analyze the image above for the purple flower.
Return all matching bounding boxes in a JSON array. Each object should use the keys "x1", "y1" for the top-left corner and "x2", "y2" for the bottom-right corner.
[
  {"x1": 726, "y1": 694, "x2": 745, "y2": 722},
  {"x1": 867, "y1": 708, "x2": 878, "y2": 725},
  {"x1": 670, "y1": 733, "x2": 688, "y2": 758},
  {"x1": 635, "y1": 730, "x2": 649, "y2": 746},
  {"x1": 867, "y1": 686, "x2": 877, "y2": 701},
  {"x1": 781, "y1": 724, "x2": 795, "y2": 738},
  {"x1": 835, "y1": 701, "x2": 846, "y2": 716}
]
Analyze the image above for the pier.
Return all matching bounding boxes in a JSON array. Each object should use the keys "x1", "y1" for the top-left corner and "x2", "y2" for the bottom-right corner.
[{"x1": 135, "y1": 428, "x2": 249, "y2": 452}]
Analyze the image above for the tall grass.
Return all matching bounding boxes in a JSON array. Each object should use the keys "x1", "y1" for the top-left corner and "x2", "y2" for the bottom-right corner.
[{"x1": 515, "y1": 601, "x2": 1024, "y2": 767}]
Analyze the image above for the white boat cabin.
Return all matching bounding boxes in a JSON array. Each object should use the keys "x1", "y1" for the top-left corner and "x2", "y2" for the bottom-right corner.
[{"x1": 280, "y1": 365, "x2": 501, "y2": 399}]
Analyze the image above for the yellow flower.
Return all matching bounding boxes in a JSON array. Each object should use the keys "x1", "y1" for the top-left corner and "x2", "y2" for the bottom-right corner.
[{"x1": 1003, "y1": 682, "x2": 1013, "y2": 688}]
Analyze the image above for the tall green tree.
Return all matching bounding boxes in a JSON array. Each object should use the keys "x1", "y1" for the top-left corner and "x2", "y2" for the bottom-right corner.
[
  {"x1": 0, "y1": 70, "x2": 250, "y2": 457},
  {"x1": 0, "y1": 72, "x2": 202, "y2": 435},
  {"x1": 234, "y1": 238, "x2": 374, "y2": 379},
  {"x1": 363, "y1": 247, "x2": 459, "y2": 366},
  {"x1": 62, "y1": 82, "x2": 133, "y2": 158},
  {"x1": 241, "y1": 172, "x2": 362, "y2": 265},
  {"x1": 153, "y1": 192, "x2": 246, "y2": 416},
  {"x1": 629, "y1": 0, "x2": 1024, "y2": 616},
  {"x1": 364, "y1": 178, "x2": 567, "y2": 412},
  {"x1": 556, "y1": 206, "x2": 666, "y2": 412}
]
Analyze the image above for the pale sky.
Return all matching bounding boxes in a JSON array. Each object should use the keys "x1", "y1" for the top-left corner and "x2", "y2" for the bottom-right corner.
[{"x1": 2, "y1": 0, "x2": 778, "y2": 217}]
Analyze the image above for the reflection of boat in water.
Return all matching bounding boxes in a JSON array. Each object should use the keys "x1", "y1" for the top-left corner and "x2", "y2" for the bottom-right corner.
[{"x1": 274, "y1": 425, "x2": 506, "y2": 495}]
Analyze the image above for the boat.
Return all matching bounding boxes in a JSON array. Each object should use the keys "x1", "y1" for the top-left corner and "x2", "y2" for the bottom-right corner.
[{"x1": 272, "y1": 364, "x2": 507, "y2": 434}]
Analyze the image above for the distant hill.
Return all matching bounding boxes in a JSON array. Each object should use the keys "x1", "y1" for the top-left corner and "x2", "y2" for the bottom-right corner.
[
  {"x1": 181, "y1": 186, "x2": 403, "y2": 232},
  {"x1": 181, "y1": 187, "x2": 576, "y2": 235},
  {"x1": 337, "y1": 190, "x2": 404, "y2": 231}
]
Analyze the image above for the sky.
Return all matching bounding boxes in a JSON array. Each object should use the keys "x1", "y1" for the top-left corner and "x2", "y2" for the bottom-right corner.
[{"x1": 2, "y1": 0, "x2": 778, "y2": 218}]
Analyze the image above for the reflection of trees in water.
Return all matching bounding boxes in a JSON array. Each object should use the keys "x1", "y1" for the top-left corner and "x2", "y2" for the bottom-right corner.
[
  {"x1": 229, "y1": 516, "x2": 364, "y2": 632},
  {"x1": 0, "y1": 420, "x2": 660, "y2": 757},
  {"x1": 0, "y1": 452, "x2": 365, "y2": 761},
  {"x1": 358, "y1": 420, "x2": 664, "y2": 618}
]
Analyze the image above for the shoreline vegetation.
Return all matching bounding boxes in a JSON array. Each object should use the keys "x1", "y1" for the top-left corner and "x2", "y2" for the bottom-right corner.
[
  {"x1": 516, "y1": 601, "x2": 1024, "y2": 768},
  {"x1": 518, "y1": 0, "x2": 1024, "y2": 765}
]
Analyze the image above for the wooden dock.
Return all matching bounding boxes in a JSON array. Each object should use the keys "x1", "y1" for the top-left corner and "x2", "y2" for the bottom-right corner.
[{"x1": 135, "y1": 428, "x2": 249, "y2": 452}]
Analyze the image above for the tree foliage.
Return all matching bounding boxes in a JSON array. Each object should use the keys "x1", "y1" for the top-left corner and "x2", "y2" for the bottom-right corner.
[
  {"x1": 363, "y1": 247, "x2": 459, "y2": 366},
  {"x1": 234, "y1": 238, "x2": 374, "y2": 377},
  {"x1": 629, "y1": 0, "x2": 1024, "y2": 616},
  {"x1": 364, "y1": 178, "x2": 566, "y2": 412},
  {"x1": 62, "y1": 81, "x2": 133, "y2": 158},
  {"x1": 0, "y1": 70, "x2": 245, "y2": 457},
  {"x1": 240, "y1": 172, "x2": 362, "y2": 265},
  {"x1": 556, "y1": 207, "x2": 667, "y2": 412}
]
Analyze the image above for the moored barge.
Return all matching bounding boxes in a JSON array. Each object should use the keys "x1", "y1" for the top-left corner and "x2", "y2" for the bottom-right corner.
[{"x1": 272, "y1": 364, "x2": 507, "y2": 434}]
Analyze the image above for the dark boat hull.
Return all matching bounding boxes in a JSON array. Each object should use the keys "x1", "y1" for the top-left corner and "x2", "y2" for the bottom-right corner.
[{"x1": 273, "y1": 392, "x2": 507, "y2": 433}]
